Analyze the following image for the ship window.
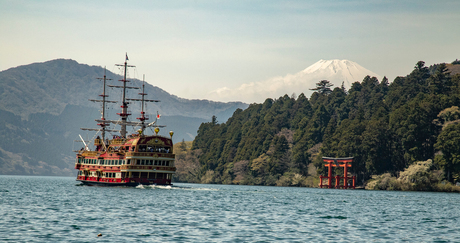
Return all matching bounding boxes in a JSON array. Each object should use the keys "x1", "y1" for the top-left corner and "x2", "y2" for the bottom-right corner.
[
  {"x1": 127, "y1": 159, "x2": 131, "y2": 165},
  {"x1": 149, "y1": 160, "x2": 153, "y2": 165},
  {"x1": 154, "y1": 160, "x2": 158, "y2": 165},
  {"x1": 166, "y1": 161, "x2": 169, "y2": 166},
  {"x1": 162, "y1": 161, "x2": 165, "y2": 166},
  {"x1": 131, "y1": 146, "x2": 135, "y2": 151},
  {"x1": 139, "y1": 145, "x2": 147, "y2": 152}
]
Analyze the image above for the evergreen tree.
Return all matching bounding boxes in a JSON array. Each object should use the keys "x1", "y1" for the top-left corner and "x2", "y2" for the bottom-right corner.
[{"x1": 310, "y1": 80, "x2": 334, "y2": 95}]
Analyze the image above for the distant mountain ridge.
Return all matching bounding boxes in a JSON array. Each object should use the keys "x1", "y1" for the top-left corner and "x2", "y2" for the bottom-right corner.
[
  {"x1": 207, "y1": 59, "x2": 382, "y2": 103},
  {"x1": 0, "y1": 59, "x2": 247, "y2": 120},
  {"x1": 0, "y1": 59, "x2": 248, "y2": 176}
]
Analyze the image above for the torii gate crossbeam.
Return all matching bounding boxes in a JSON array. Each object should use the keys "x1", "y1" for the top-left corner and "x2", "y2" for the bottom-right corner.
[{"x1": 319, "y1": 157, "x2": 355, "y2": 189}]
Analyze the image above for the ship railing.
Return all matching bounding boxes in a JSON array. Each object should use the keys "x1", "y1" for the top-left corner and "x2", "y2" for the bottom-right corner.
[
  {"x1": 120, "y1": 165, "x2": 176, "y2": 171},
  {"x1": 81, "y1": 151, "x2": 99, "y2": 156},
  {"x1": 125, "y1": 152, "x2": 175, "y2": 158}
]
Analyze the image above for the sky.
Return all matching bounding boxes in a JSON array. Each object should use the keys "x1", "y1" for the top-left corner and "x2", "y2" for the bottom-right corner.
[{"x1": 1, "y1": 0, "x2": 459, "y2": 103}]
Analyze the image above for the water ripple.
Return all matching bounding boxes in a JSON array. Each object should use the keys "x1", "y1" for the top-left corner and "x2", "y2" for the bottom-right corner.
[{"x1": 1, "y1": 176, "x2": 460, "y2": 242}]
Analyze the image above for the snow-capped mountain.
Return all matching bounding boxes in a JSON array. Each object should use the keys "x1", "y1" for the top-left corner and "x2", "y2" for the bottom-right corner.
[
  {"x1": 207, "y1": 59, "x2": 382, "y2": 103},
  {"x1": 301, "y1": 59, "x2": 382, "y2": 89}
]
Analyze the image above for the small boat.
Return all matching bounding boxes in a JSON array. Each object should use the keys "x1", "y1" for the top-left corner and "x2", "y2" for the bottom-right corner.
[{"x1": 74, "y1": 55, "x2": 176, "y2": 186}]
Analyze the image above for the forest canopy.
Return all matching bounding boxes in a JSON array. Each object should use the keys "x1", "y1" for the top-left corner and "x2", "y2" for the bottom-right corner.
[{"x1": 177, "y1": 61, "x2": 460, "y2": 187}]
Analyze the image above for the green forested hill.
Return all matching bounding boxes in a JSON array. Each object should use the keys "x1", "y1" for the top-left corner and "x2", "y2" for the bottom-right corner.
[{"x1": 185, "y1": 61, "x2": 460, "y2": 187}]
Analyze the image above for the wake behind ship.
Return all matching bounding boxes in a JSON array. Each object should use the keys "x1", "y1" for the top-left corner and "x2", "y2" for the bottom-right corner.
[{"x1": 74, "y1": 55, "x2": 176, "y2": 186}]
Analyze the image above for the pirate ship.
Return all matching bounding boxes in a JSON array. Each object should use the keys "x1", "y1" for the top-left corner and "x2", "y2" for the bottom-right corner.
[{"x1": 74, "y1": 55, "x2": 176, "y2": 186}]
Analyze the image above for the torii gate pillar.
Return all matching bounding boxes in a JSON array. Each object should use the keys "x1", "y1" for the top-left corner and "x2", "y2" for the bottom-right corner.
[{"x1": 319, "y1": 157, "x2": 355, "y2": 189}]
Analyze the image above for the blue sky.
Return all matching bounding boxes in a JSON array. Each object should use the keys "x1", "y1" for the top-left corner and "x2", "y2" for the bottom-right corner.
[{"x1": 1, "y1": 0, "x2": 459, "y2": 102}]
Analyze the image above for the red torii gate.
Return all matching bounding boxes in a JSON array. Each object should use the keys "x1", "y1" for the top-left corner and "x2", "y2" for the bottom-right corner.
[{"x1": 319, "y1": 157, "x2": 355, "y2": 189}]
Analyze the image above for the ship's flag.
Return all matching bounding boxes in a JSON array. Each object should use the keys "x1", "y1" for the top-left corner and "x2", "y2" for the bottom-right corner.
[
  {"x1": 126, "y1": 53, "x2": 129, "y2": 61},
  {"x1": 157, "y1": 112, "x2": 161, "y2": 119}
]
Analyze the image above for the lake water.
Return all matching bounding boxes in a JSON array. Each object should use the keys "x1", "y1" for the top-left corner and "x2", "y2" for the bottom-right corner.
[{"x1": 1, "y1": 175, "x2": 459, "y2": 242}]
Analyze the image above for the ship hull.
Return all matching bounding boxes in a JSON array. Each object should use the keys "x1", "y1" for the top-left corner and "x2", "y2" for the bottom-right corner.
[
  {"x1": 78, "y1": 180, "x2": 170, "y2": 187},
  {"x1": 76, "y1": 175, "x2": 172, "y2": 187}
]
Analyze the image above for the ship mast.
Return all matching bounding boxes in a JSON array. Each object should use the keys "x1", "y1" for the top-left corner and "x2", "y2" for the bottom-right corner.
[
  {"x1": 127, "y1": 74, "x2": 160, "y2": 135},
  {"x1": 81, "y1": 67, "x2": 118, "y2": 148},
  {"x1": 94, "y1": 54, "x2": 164, "y2": 136},
  {"x1": 112, "y1": 54, "x2": 137, "y2": 138},
  {"x1": 96, "y1": 68, "x2": 111, "y2": 141}
]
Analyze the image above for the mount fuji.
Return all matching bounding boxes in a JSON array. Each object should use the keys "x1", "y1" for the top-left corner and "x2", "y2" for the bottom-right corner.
[{"x1": 207, "y1": 59, "x2": 382, "y2": 103}]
